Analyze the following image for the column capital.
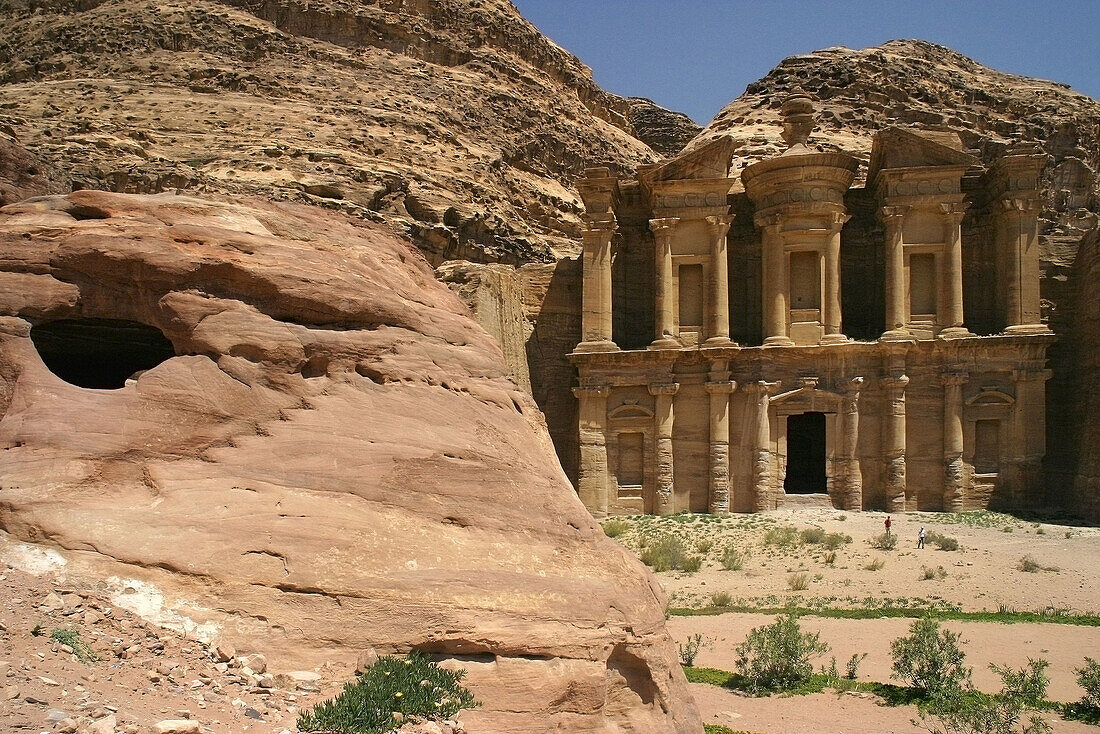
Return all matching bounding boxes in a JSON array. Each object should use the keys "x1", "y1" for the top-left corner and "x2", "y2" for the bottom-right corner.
[
  {"x1": 648, "y1": 382, "x2": 680, "y2": 396},
  {"x1": 881, "y1": 374, "x2": 910, "y2": 390},
  {"x1": 705, "y1": 380, "x2": 737, "y2": 395},
  {"x1": 744, "y1": 380, "x2": 780, "y2": 396},
  {"x1": 572, "y1": 384, "x2": 610, "y2": 399},
  {"x1": 1012, "y1": 368, "x2": 1052, "y2": 382},
  {"x1": 840, "y1": 376, "x2": 864, "y2": 396},
  {"x1": 705, "y1": 213, "x2": 735, "y2": 235},
  {"x1": 880, "y1": 204, "x2": 910, "y2": 223},
  {"x1": 583, "y1": 213, "x2": 617, "y2": 234},
  {"x1": 827, "y1": 211, "x2": 852, "y2": 232},
  {"x1": 939, "y1": 201, "x2": 970, "y2": 224},
  {"x1": 997, "y1": 197, "x2": 1043, "y2": 217},
  {"x1": 941, "y1": 371, "x2": 969, "y2": 387},
  {"x1": 649, "y1": 217, "x2": 680, "y2": 235},
  {"x1": 754, "y1": 212, "x2": 785, "y2": 231}
]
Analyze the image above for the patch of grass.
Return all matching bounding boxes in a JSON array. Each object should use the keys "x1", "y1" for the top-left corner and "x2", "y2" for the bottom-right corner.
[
  {"x1": 50, "y1": 628, "x2": 99, "y2": 663},
  {"x1": 667, "y1": 605, "x2": 1100, "y2": 627},
  {"x1": 681, "y1": 555, "x2": 703, "y2": 573},
  {"x1": 710, "y1": 591, "x2": 733, "y2": 608},
  {"x1": 764, "y1": 525, "x2": 800, "y2": 548},
  {"x1": 871, "y1": 531, "x2": 898, "y2": 550},
  {"x1": 704, "y1": 725, "x2": 762, "y2": 734},
  {"x1": 601, "y1": 519, "x2": 630, "y2": 538},
  {"x1": 720, "y1": 546, "x2": 746, "y2": 571},
  {"x1": 824, "y1": 532, "x2": 852, "y2": 550},
  {"x1": 921, "y1": 566, "x2": 948, "y2": 581},
  {"x1": 822, "y1": 551, "x2": 836, "y2": 565},
  {"x1": 864, "y1": 558, "x2": 885, "y2": 571},
  {"x1": 297, "y1": 652, "x2": 477, "y2": 734},
  {"x1": 926, "y1": 531, "x2": 959, "y2": 551},
  {"x1": 1017, "y1": 555, "x2": 1058, "y2": 573},
  {"x1": 640, "y1": 534, "x2": 694, "y2": 572},
  {"x1": 695, "y1": 538, "x2": 715, "y2": 554},
  {"x1": 787, "y1": 572, "x2": 809, "y2": 590},
  {"x1": 799, "y1": 527, "x2": 826, "y2": 544}
]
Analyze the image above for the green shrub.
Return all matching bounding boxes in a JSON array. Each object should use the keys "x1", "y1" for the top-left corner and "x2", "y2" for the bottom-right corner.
[
  {"x1": 710, "y1": 591, "x2": 733, "y2": 608},
  {"x1": 720, "y1": 546, "x2": 745, "y2": 571},
  {"x1": 927, "y1": 532, "x2": 959, "y2": 551},
  {"x1": 800, "y1": 527, "x2": 827, "y2": 544},
  {"x1": 787, "y1": 572, "x2": 809, "y2": 591},
  {"x1": 1077, "y1": 657, "x2": 1100, "y2": 709},
  {"x1": 602, "y1": 519, "x2": 630, "y2": 538},
  {"x1": 764, "y1": 526, "x2": 800, "y2": 548},
  {"x1": 1018, "y1": 556, "x2": 1042, "y2": 573},
  {"x1": 297, "y1": 652, "x2": 477, "y2": 733},
  {"x1": 50, "y1": 628, "x2": 98, "y2": 663},
  {"x1": 679, "y1": 633, "x2": 705, "y2": 667},
  {"x1": 864, "y1": 558, "x2": 885, "y2": 571},
  {"x1": 824, "y1": 532, "x2": 852, "y2": 550},
  {"x1": 681, "y1": 555, "x2": 703, "y2": 573},
  {"x1": 734, "y1": 614, "x2": 829, "y2": 694},
  {"x1": 695, "y1": 538, "x2": 715, "y2": 554},
  {"x1": 846, "y1": 652, "x2": 867, "y2": 680},
  {"x1": 640, "y1": 534, "x2": 690, "y2": 572},
  {"x1": 891, "y1": 616, "x2": 971, "y2": 696},
  {"x1": 871, "y1": 531, "x2": 898, "y2": 550},
  {"x1": 990, "y1": 659, "x2": 1050, "y2": 708}
]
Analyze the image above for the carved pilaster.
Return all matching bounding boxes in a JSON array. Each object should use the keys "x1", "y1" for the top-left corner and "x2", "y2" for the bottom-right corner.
[
  {"x1": 648, "y1": 381, "x2": 679, "y2": 515},
  {"x1": 649, "y1": 218, "x2": 681, "y2": 349},
  {"x1": 705, "y1": 375, "x2": 737, "y2": 514},
  {"x1": 757, "y1": 213, "x2": 793, "y2": 346},
  {"x1": 941, "y1": 371, "x2": 968, "y2": 511},
  {"x1": 997, "y1": 197, "x2": 1049, "y2": 334},
  {"x1": 821, "y1": 211, "x2": 852, "y2": 345},
  {"x1": 705, "y1": 214, "x2": 735, "y2": 346},
  {"x1": 573, "y1": 384, "x2": 610, "y2": 516},
  {"x1": 881, "y1": 374, "x2": 910, "y2": 512},
  {"x1": 880, "y1": 205, "x2": 910, "y2": 340},
  {"x1": 745, "y1": 380, "x2": 780, "y2": 510},
  {"x1": 836, "y1": 377, "x2": 864, "y2": 511},
  {"x1": 939, "y1": 202, "x2": 973, "y2": 338},
  {"x1": 577, "y1": 215, "x2": 618, "y2": 353}
]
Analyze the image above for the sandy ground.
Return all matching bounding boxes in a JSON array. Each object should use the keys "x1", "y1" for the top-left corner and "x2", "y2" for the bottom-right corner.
[{"x1": 606, "y1": 508, "x2": 1100, "y2": 734}]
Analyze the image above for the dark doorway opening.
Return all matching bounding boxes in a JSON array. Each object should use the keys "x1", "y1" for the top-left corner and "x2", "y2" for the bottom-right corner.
[
  {"x1": 30, "y1": 318, "x2": 176, "y2": 389},
  {"x1": 784, "y1": 412, "x2": 827, "y2": 494}
]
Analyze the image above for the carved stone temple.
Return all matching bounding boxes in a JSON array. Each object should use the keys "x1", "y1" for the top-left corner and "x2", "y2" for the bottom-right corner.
[{"x1": 570, "y1": 92, "x2": 1054, "y2": 516}]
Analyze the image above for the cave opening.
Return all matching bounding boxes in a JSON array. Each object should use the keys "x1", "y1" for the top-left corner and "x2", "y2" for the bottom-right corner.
[{"x1": 30, "y1": 318, "x2": 177, "y2": 390}]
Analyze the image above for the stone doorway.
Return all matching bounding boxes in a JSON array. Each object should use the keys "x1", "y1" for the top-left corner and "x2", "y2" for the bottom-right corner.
[{"x1": 784, "y1": 411, "x2": 828, "y2": 494}]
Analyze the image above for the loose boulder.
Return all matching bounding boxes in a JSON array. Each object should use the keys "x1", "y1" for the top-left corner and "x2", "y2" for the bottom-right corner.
[{"x1": 0, "y1": 190, "x2": 699, "y2": 733}]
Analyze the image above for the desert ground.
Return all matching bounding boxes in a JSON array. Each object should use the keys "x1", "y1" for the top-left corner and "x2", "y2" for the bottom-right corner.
[{"x1": 604, "y1": 508, "x2": 1100, "y2": 734}]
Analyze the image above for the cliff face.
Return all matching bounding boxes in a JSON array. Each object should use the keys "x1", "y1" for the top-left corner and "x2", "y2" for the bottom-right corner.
[
  {"x1": 0, "y1": 190, "x2": 701, "y2": 733},
  {"x1": 626, "y1": 97, "x2": 702, "y2": 158},
  {"x1": 0, "y1": 0, "x2": 659, "y2": 264}
]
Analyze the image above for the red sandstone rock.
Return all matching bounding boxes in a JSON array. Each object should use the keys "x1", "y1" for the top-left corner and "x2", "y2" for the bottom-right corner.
[{"x1": 0, "y1": 190, "x2": 700, "y2": 733}]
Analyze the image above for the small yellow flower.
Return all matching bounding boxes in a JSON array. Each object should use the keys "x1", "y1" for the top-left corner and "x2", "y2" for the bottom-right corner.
[{"x1": 394, "y1": 692, "x2": 403, "y2": 698}]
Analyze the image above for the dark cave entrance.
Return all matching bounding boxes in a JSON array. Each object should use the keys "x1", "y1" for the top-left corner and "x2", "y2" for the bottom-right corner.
[
  {"x1": 784, "y1": 411, "x2": 828, "y2": 494},
  {"x1": 30, "y1": 318, "x2": 177, "y2": 390}
]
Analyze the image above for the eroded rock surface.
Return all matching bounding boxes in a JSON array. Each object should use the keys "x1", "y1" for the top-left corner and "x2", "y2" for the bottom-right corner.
[
  {"x1": 0, "y1": 0, "x2": 659, "y2": 264},
  {"x1": 626, "y1": 97, "x2": 702, "y2": 158},
  {"x1": 0, "y1": 190, "x2": 700, "y2": 733}
]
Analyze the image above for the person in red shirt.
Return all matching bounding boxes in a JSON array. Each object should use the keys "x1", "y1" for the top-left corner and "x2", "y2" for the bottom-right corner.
[{"x1": 884, "y1": 515, "x2": 892, "y2": 535}]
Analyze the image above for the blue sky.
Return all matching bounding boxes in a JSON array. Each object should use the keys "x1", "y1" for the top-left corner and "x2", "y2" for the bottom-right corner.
[{"x1": 512, "y1": 1, "x2": 1100, "y2": 125}]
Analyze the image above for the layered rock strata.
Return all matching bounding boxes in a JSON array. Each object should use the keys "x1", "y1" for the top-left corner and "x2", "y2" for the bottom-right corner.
[{"x1": 0, "y1": 190, "x2": 700, "y2": 733}]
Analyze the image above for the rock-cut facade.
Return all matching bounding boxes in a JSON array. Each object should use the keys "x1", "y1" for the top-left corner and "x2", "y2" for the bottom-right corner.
[{"x1": 570, "y1": 93, "x2": 1053, "y2": 516}]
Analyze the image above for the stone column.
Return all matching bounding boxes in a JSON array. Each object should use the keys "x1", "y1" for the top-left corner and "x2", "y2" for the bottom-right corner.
[
  {"x1": 648, "y1": 382, "x2": 679, "y2": 515},
  {"x1": 941, "y1": 371, "x2": 968, "y2": 511},
  {"x1": 577, "y1": 217, "x2": 618, "y2": 353},
  {"x1": 821, "y1": 212, "x2": 850, "y2": 345},
  {"x1": 649, "y1": 218, "x2": 681, "y2": 349},
  {"x1": 746, "y1": 381, "x2": 778, "y2": 510},
  {"x1": 998, "y1": 198, "x2": 1048, "y2": 334},
  {"x1": 881, "y1": 374, "x2": 910, "y2": 512},
  {"x1": 759, "y1": 215, "x2": 793, "y2": 346},
  {"x1": 939, "y1": 202, "x2": 972, "y2": 338},
  {"x1": 573, "y1": 384, "x2": 610, "y2": 516},
  {"x1": 836, "y1": 378, "x2": 864, "y2": 510},
  {"x1": 705, "y1": 373, "x2": 737, "y2": 514},
  {"x1": 881, "y1": 205, "x2": 909, "y2": 340},
  {"x1": 705, "y1": 215, "x2": 735, "y2": 346}
]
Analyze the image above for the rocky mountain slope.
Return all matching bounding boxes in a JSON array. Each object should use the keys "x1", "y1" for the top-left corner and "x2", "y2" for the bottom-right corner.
[
  {"x1": 0, "y1": 190, "x2": 700, "y2": 733},
  {"x1": 0, "y1": 0, "x2": 659, "y2": 264}
]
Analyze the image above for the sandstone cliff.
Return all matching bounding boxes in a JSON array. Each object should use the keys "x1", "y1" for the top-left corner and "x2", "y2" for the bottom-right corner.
[
  {"x1": 626, "y1": 97, "x2": 702, "y2": 158},
  {"x1": 0, "y1": 190, "x2": 701, "y2": 733},
  {"x1": 0, "y1": 0, "x2": 659, "y2": 264}
]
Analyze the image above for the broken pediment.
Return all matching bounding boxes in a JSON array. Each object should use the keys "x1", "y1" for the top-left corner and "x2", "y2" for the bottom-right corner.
[
  {"x1": 869, "y1": 127, "x2": 979, "y2": 181},
  {"x1": 639, "y1": 136, "x2": 739, "y2": 185}
]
